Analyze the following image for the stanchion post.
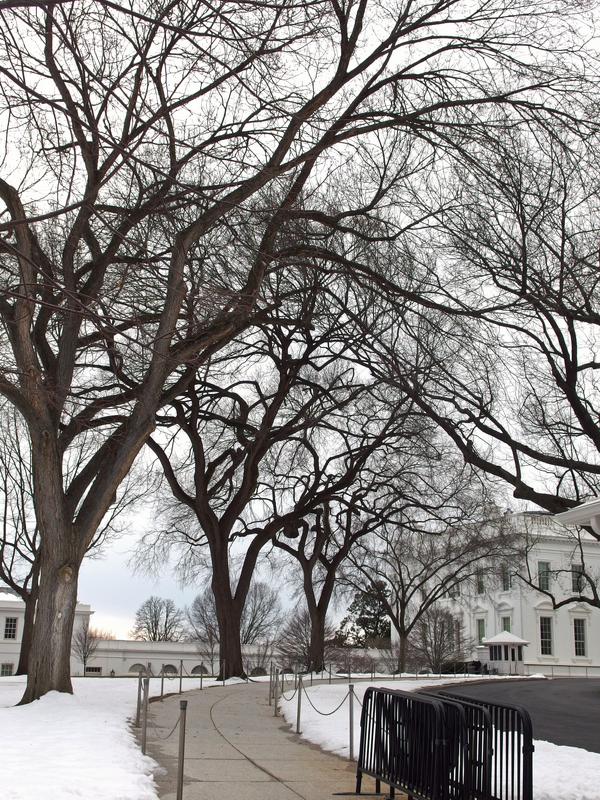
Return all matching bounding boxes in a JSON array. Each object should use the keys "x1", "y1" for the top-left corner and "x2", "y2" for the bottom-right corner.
[
  {"x1": 296, "y1": 675, "x2": 303, "y2": 734},
  {"x1": 348, "y1": 683, "x2": 355, "y2": 761},
  {"x1": 310, "y1": 670, "x2": 313, "y2": 687},
  {"x1": 160, "y1": 665, "x2": 165, "y2": 700},
  {"x1": 328, "y1": 664, "x2": 332, "y2": 684},
  {"x1": 200, "y1": 669, "x2": 203, "y2": 690},
  {"x1": 179, "y1": 659, "x2": 183, "y2": 694},
  {"x1": 273, "y1": 668, "x2": 279, "y2": 717},
  {"x1": 268, "y1": 664, "x2": 273, "y2": 706},
  {"x1": 135, "y1": 673, "x2": 143, "y2": 727},
  {"x1": 141, "y1": 677, "x2": 150, "y2": 755},
  {"x1": 176, "y1": 699, "x2": 188, "y2": 800},
  {"x1": 222, "y1": 660, "x2": 226, "y2": 687}
]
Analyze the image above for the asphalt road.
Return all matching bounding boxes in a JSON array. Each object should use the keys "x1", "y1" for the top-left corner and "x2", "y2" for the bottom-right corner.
[{"x1": 435, "y1": 678, "x2": 600, "y2": 753}]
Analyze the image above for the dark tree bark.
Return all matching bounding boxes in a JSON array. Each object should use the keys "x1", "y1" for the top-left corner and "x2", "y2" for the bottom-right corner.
[
  {"x1": 15, "y1": 578, "x2": 38, "y2": 676},
  {"x1": 307, "y1": 599, "x2": 330, "y2": 673}
]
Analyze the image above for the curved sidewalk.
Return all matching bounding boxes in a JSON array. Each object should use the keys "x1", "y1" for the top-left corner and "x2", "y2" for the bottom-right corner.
[{"x1": 145, "y1": 682, "x2": 380, "y2": 800}]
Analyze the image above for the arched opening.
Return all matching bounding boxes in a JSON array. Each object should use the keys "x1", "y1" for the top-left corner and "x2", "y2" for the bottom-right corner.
[
  {"x1": 162, "y1": 664, "x2": 178, "y2": 675},
  {"x1": 129, "y1": 663, "x2": 146, "y2": 674},
  {"x1": 191, "y1": 664, "x2": 208, "y2": 675}
]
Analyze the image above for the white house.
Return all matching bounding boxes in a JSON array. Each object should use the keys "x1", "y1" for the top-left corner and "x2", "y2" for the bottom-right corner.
[
  {"x1": 442, "y1": 512, "x2": 600, "y2": 676},
  {"x1": 0, "y1": 590, "x2": 92, "y2": 677},
  {"x1": 0, "y1": 589, "x2": 274, "y2": 677}
]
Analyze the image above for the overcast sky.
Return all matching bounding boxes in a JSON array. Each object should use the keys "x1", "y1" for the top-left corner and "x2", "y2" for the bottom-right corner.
[
  {"x1": 75, "y1": 502, "x2": 200, "y2": 638},
  {"x1": 76, "y1": 505, "x2": 301, "y2": 638}
]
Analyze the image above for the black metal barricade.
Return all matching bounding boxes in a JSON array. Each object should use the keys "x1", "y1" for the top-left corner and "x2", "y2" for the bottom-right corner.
[
  {"x1": 440, "y1": 691, "x2": 534, "y2": 800},
  {"x1": 356, "y1": 688, "x2": 449, "y2": 800},
  {"x1": 436, "y1": 695, "x2": 493, "y2": 800},
  {"x1": 356, "y1": 687, "x2": 533, "y2": 800}
]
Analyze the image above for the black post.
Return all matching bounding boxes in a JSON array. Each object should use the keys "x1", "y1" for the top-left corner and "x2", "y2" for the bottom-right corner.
[{"x1": 176, "y1": 700, "x2": 188, "y2": 800}]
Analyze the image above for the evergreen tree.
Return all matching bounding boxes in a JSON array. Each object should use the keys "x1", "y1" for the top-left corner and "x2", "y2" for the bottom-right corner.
[{"x1": 337, "y1": 583, "x2": 391, "y2": 647}]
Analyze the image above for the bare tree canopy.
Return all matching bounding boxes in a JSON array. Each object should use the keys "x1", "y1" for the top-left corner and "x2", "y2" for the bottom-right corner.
[
  {"x1": 410, "y1": 606, "x2": 468, "y2": 673},
  {"x1": 0, "y1": 0, "x2": 597, "y2": 701},
  {"x1": 71, "y1": 625, "x2": 111, "y2": 672},
  {"x1": 342, "y1": 129, "x2": 600, "y2": 519},
  {"x1": 277, "y1": 607, "x2": 337, "y2": 672},
  {"x1": 131, "y1": 596, "x2": 185, "y2": 642},
  {"x1": 188, "y1": 581, "x2": 283, "y2": 645},
  {"x1": 342, "y1": 498, "x2": 513, "y2": 671}
]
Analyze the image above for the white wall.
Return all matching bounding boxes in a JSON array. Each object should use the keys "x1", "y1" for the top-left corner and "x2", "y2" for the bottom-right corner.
[{"x1": 0, "y1": 592, "x2": 92, "y2": 676}]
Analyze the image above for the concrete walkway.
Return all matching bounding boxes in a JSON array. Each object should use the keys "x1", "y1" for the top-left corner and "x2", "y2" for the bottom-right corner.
[{"x1": 145, "y1": 682, "x2": 382, "y2": 800}]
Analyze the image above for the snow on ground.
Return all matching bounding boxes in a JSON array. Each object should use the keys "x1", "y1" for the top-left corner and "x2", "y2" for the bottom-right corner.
[
  {"x1": 279, "y1": 676, "x2": 600, "y2": 800},
  {"x1": 0, "y1": 674, "x2": 218, "y2": 800}
]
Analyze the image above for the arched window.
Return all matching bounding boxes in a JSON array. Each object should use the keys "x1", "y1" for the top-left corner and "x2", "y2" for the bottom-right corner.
[
  {"x1": 191, "y1": 664, "x2": 208, "y2": 675},
  {"x1": 129, "y1": 663, "x2": 146, "y2": 674},
  {"x1": 163, "y1": 664, "x2": 178, "y2": 674}
]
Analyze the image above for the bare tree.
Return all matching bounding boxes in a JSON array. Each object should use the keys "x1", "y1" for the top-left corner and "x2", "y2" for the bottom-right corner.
[
  {"x1": 277, "y1": 608, "x2": 337, "y2": 672},
  {"x1": 410, "y1": 606, "x2": 468, "y2": 673},
  {"x1": 141, "y1": 270, "x2": 419, "y2": 677},
  {"x1": 131, "y1": 596, "x2": 185, "y2": 642},
  {"x1": 342, "y1": 493, "x2": 511, "y2": 672},
  {"x1": 188, "y1": 582, "x2": 283, "y2": 645},
  {"x1": 0, "y1": 403, "x2": 149, "y2": 674},
  {"x1": 0, "y1": 0, "x2": 592, "y2": 703},
  {"x1": 0, "y1": 406, "x2": 39, "y2": 675},
  {"x1": 71, "y1": 625, "x2": 110, "y2": 674}
]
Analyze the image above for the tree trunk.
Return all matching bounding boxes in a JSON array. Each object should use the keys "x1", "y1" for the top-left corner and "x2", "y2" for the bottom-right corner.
[
  {"x1": 16, "y1": 589, "x2": 38, "y2": 676},
  {"x1": 307, "y1": 606, "x2": 327, "y2": 673},
  {"x1": 397, "y1": 632, "x2": 408, "y2": 674},
  {"x1": 19, "y1": 548, "x2": 80, "y2": 704},
  {"x1": 211, "y1": 566, "x2": 245, "y2": 680}
]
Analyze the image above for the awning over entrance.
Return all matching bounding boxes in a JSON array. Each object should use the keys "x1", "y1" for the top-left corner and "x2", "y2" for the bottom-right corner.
[{"x1": 483, "y1": 632, "x2": 529, "y2": 647}]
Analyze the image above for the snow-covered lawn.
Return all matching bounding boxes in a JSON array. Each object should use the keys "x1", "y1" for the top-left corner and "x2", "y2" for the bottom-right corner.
[
  {"x1": 279, "y1": 677, "x2": 600, "y2": 800},
  {"x1": 0, "y1": 674, "x2": 218, "y2": 800}
]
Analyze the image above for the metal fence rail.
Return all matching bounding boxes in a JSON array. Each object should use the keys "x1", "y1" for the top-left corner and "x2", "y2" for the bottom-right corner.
[
  {"x1": 435, "y1": 695, "x2": 493, "y2": 800},
  {"x1": 356, "y1": 687, "x2": 449, "y2": 800},
  {"x1": 356, "y1": 687, "x2": 533, "y2": 800},
  {"x1": 440, "y1": 691, "x2": 534, "y2": 800}
]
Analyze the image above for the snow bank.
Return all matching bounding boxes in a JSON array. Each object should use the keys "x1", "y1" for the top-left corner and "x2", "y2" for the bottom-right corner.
[
  {"x1": 0, "y1": 676, "x2": 168, "y2": 800},
  {"x1": 279, "y1": 677, "x2": 600, "y2": 800}
]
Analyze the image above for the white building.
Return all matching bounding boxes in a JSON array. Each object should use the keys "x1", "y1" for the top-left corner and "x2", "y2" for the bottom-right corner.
[
  {"x1": 0, "y1": 590, "x2": 92, "y2": 677},
  {"x1": 0, "y1": 589, "x2": 273, "y2": 677},
  {"x1": 443, "y1": 512, "x2": 600, "y2": 676}
]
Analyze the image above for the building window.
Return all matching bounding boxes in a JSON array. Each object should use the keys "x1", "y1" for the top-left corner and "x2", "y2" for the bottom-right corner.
[
  {"x1": 500, "y1": 565, "x2": 511, "y2": 591},
  {"x1": 1, "y1": 663, "x2": 13, "y2": 677},
  {"x1": 85, "y1": 666, "x2": 102, "y2": 674},
  {"x1": 490, "y1": 645, "x2": 501, "y2": 660},
  {"x1": 476, "y1": 618, "x2": 486, "y2": 645},
  {"x1": 476, "y1": 570, "x2": 485, "y2": 595},
  {"x1": 454, "y1": 619, "x2": 461, "y2": 648},
  {"x1": 501, "y1": 616, "x2": 511, "y2": 633},
  {"x1": 571, "y1": 564, "x2": 585, "y2": 594},
  {"x1": 574, "y1": 618, "x2": 586, "y2": 657},
  {"x1": 3, "y1": 617, "x2": 17, "y2": 639},
  {"x1": 540, "y1": 616, "x2": 553, "y2": 656},
  {"x1": 538, "y1": 561, "x2": 551, "y2": 592}
]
